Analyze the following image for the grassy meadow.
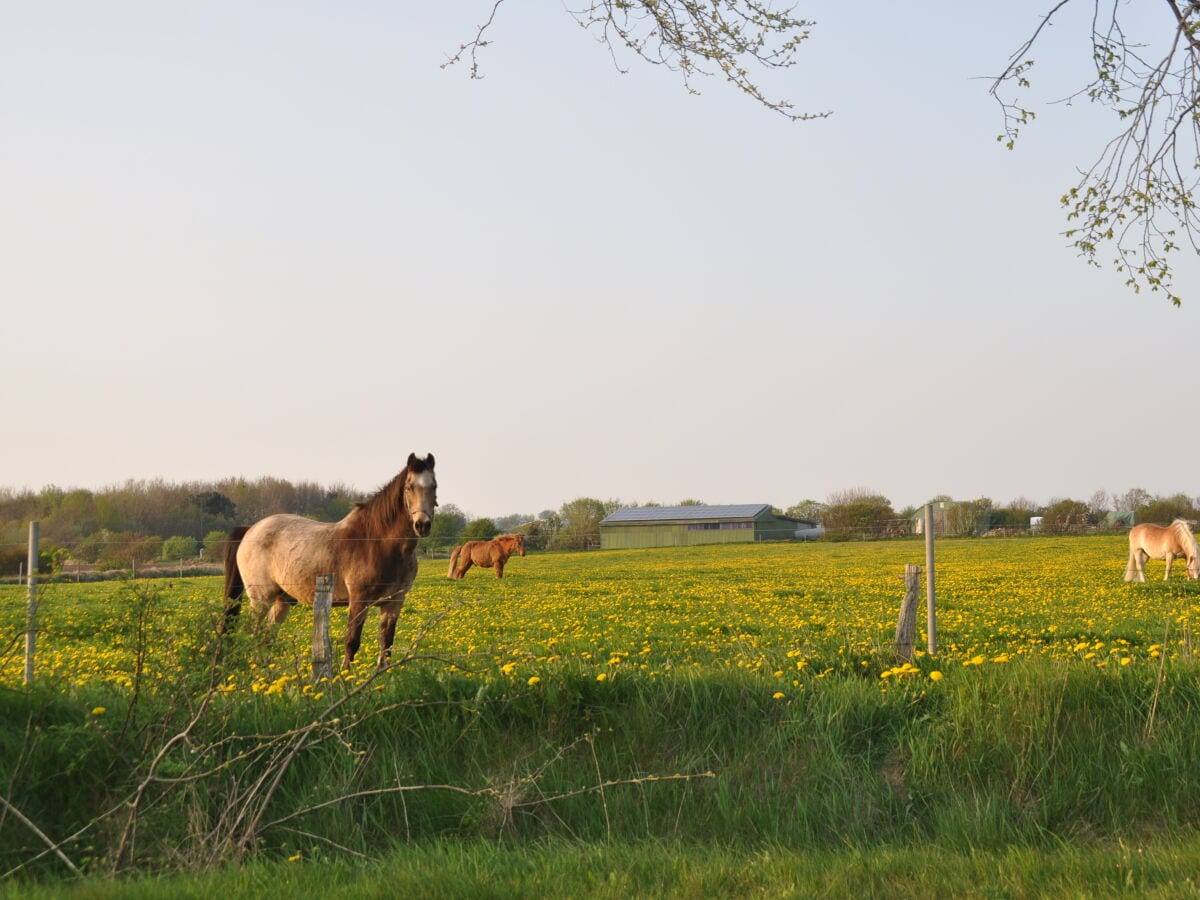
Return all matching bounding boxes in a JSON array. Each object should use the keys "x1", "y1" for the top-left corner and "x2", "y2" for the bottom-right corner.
[{"x1": 5, "y1": 534, "x2": 1200, "y2": 895}]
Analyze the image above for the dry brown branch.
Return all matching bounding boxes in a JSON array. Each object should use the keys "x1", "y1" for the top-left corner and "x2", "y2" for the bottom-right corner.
[{"x1": 0, "y1": 795, "x2": 79, "y2": 876}]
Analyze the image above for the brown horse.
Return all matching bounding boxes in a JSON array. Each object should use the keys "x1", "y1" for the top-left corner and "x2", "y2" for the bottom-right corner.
[
  {"x1": 447, "y1": 533, "x2": 525, "y2": 579},
  {"x1": 1124, "y1": 518, "x2": 1200, "y2": 582},
  {"x1": 223, "y1": 453, "x2": 437, "y2": 667}
]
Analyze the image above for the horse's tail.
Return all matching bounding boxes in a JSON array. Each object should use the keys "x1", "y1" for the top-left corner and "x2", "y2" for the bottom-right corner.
[
  {"x1": 1124, "y1": 547, "x2": 1140, "y2": 582},
  {"x1": 447, "y1": 545, "x2": 461, "y2": 579},
  {"x1": 222, "y1": 526, "x2": 251, "y2": 620}
]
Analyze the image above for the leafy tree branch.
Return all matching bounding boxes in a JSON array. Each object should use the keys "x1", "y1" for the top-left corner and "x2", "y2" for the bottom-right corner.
[{"x1": 992, "y1": 0, "x2": 1200, "y2": 305}]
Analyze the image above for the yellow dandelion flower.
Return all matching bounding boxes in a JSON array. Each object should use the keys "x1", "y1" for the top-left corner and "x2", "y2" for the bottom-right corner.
[
  {"x1": 928, "y1": 671, "x2": 943, "y2": 681},
  {"x1": 596, "y1": 672, "x2": 607, "y2": 682},
  {"x1": 91, "y1": 706, "x2": 106, "y2": 715},
  {"x1": 772, "y1": 692, "x2": 785, "y2": 699},
  {"x1": 527, "y1": 676, "x2": 541, "y2": 686}
]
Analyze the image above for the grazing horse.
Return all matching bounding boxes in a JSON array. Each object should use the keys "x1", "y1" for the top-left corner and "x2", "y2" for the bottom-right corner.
[
  {"x1": 223, "y1": 453, "x2": 437, "y2": 668},
  {"x1": 1124, "y1": 518, "x2": 1200, "y2": 582},
  {"x1": 447, "y1": 533, "x2": 525, "y2": 579}
]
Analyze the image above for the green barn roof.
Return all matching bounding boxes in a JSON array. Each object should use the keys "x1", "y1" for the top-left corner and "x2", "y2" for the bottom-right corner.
[{"x1": 601, "y1": 504, "x2": 773, "y2": 525}]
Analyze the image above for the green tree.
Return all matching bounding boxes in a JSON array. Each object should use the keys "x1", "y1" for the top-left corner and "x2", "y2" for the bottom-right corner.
[
  {"x1": 425, "y1": 504, "x2": 468, "y2": 554},
  {"x1": 1117, "y1": 488, "x2": 1154, "y2": 517},
  {"x1": 945, "y1": 498, "x2": 993, "y2": 537},
  {"x1": 1042, "y1": 498, "x2": 1093, "y2": 534},
  {"x1": 190, "y1": 490, "x2": 236, "y2": 520},
  {"x1": 462, "y1": 517, "x2": 500, "y2": 541},
  {"x1": 1138, "y1": 494, "x2": 1198, "y2": 525},
  {"x1": 555, "y1": 498, "x2": 620, "y2": 550},
  {"x1": 202, "y1": 529, "x2": 231, "y2": 561},
  {"x1": 162, "y1": 535, "x2": 198, "y2": 561},
  {"x1": 822, "y1": 489, "x2": 898, "y2": 541},
  {"x1": 786, "y1": 500, "x2": 826, "y2": 523}
]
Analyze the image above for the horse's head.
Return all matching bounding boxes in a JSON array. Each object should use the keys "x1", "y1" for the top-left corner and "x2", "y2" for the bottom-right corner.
[
  {"x1": 1189, "y1": 555, "x2": 1200, "y2": 580},
  {"x1": 404, "y1": 453, "x2": 437, "y2": 537},
  {"x1": 514, "y1": 533, "x2": 526, "y2": 556}
]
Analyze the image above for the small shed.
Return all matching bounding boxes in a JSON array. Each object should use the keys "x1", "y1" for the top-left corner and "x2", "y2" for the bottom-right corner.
[{"x1": 599, "y1": 504, "x2": 798, "y2": 550}]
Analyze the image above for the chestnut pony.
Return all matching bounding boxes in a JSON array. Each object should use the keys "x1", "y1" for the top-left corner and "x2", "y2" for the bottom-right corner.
[
  {"x1": 447, "y1": 533, "x2": 525, "y2": 579},
  {"x1": 223, "y1": 453, "x2": 437, "y2": 668},
  {"x1": 1124, "y1": 518, "x2": 1200, "y2": 582}
]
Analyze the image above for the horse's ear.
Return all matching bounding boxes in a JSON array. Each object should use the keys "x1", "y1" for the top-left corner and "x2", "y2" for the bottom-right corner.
[{"x1": 406, "y1": 452, "x2": 435, "y2": 473}]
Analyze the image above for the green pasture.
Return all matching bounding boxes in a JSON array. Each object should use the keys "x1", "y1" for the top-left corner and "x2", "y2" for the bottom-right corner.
[{"x1": 3, "y1": 535, "x2": 1200, "y2": 895}]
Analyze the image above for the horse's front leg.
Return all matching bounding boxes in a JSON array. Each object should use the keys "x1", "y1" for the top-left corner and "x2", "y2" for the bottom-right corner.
[
  {"x1": 343, "y1": 598, "x2": 369, "y2": 667},
  {"x1": 494, "y1": 558, "x2": 505, "y2": 579},
  {"x1": 1164, "y1": 554, "x2": 1175, "y2": 581},
  {"x1": 376, "y1": 600, "x2": 404, "y2": 669}
]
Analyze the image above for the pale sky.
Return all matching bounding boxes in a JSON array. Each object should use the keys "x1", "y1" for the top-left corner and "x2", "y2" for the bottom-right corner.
[{"x1": 2, "y1": 2, "x2": 1197, "y2": 519}]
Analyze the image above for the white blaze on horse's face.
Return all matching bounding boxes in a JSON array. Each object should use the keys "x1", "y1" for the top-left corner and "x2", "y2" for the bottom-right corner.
[{"x1": 405, "y1": 468, "x2": 437, "y2": 537}]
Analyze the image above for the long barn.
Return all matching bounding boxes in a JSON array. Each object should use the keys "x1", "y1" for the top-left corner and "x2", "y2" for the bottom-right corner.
[{"x1": 599, "y1": 504, "x2": 799, "y2": 550}]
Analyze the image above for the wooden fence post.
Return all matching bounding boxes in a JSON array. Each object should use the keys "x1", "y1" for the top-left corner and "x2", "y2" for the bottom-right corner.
[
  {"x1": 312, "y1": 573, "x2": 334, "y2": 683},
  {"x1": 924, "y1": 503, "x2": 937, "y2": 656},
  {"x1": 24, "y1": 521, "x2": 39, "y2": 685},
  {"x1": 894, "y1": 564, "x2": 921, "y2": 661}
]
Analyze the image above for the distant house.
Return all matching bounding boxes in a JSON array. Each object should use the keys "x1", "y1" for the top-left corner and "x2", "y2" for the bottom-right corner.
[{"x1": 599, "y1": 504, "x2": 799, "y2": 550}]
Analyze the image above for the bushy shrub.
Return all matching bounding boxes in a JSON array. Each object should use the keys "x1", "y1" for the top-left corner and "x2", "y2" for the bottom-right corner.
[{"x1": 162, "y1": 535, "x2": 198, "y2": 561}]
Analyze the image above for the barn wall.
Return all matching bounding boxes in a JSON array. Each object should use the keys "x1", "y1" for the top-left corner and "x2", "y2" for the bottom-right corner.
[
  {"x1": 753, "y1": 514, "x2": 799, "y2": 542},
  {"x1": 600, "y1": 523, "x2": 759, "y2": 550}
]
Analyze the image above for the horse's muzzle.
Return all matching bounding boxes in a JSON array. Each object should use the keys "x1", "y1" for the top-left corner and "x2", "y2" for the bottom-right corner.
[{"x1": 414, "y1": 516, "x2": 432, "y2": 537}]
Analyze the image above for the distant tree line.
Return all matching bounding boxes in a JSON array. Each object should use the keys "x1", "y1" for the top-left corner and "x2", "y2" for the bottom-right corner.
[
  {"x1": 0, "y1": 478, "x2": 359, "y2": 575},
  {"x1": 4, "y1": 478, "x2": 1198, "y2": 575},
  {"x1": 0, "y1": 481, "x2": 629, "y2": 576},
  {"x1": 784, "y1": 488, "x2": 1200, "y2": 541}
]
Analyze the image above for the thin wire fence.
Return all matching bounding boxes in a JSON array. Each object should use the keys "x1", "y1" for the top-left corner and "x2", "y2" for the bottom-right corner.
[{"x1": 0, "y1": 519, "x2": 1136, "y2": 586}]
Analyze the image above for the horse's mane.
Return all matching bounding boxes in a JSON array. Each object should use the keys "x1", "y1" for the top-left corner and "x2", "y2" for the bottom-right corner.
[
  {"x1": 1172, "y1": 518, "x2": 1198, "y2": 554},
  {"x1": 348, "y1": 470, "x2": 409, "y2": 539},
  {"x1": 348, "y1": 454, "x2": 435, "y2": 540}
]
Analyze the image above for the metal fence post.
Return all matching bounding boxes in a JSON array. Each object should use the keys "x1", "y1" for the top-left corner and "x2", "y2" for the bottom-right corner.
[{"x1": 924, "y1": 504, "x2": 937, "y2": 656}]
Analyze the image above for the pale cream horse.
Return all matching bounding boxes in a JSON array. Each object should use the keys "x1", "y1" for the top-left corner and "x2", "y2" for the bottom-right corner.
[{"x1": 1124, "y1": 518, "x2": 1200, "y2": 582}]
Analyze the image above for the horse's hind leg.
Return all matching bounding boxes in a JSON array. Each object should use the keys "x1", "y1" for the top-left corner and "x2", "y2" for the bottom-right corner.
[
  {"x1": 266, "y1": 598, "x2": 292, "y2": 625},
  {"x1": 1125, "y1": 549, "x2": 1147, "y2": 583}
]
